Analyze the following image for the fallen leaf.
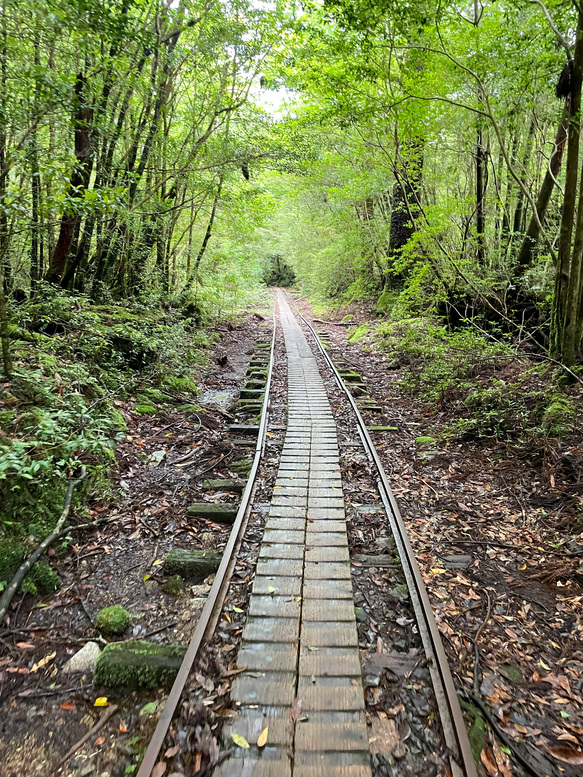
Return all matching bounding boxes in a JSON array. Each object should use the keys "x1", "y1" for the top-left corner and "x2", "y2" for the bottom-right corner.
[
  {"x1": 60, "y1": 701, "x2": 75, "y2": 710},
  {"x1": 152, "y1": 763, "x2": 167, "y2": 777},
  {"x1": 257, "y1": 727, "x2": 268, "y2": 748},
  {"x1": 31, "y1": 650, "x2": 56, "y2": 673},
  {"x1": 94, "y1": 697, "x2": 109, "y2": 707},
  {"x1": 165, "y1": 745, "x2": 180, "y2": 758},
  {"x1": 480, "y1": 746, "x2": 499, "y2": 776},
  {"x1": 232, "y1": 606, "x2": 244, "y2": 613},
  {"x1": 291, "y1": 697, "x2": 302, "y2": 723},
  {"x1": 547, "y1": 747, "x2": 583, "y2": 765},
  {"x1": 95, "y1": 736, "x2": 106, "y2": 746},
  {"x1": 16, "y1": 642, "x2": 35, "y2": 649},
  {"x1": 119, "y1": 722, "x2": 128, "y2": 733},
  {"x1": 231, "y1": 733, "x2": 250, "y2": 749}
]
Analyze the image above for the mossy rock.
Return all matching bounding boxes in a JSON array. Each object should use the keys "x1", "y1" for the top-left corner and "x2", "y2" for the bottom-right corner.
[
  {"x1": 94, "y1": 640, "x2": 186, "y2": 690},
  {"x1": 96, "y1": 605, "x2": 131, "y2": 635},
  {"x1": 134, "y1": 403, "x2": 157, "y2": 416},
  {"x1": 231, "y1": 459, "x2": 252, "y2": 475},
  {"x1": 541, "y1": 395, "x2": 576, "y2": 437},
  {"x1": 188, "y1": 502, "x2": 238, "y2": 524},
  {"x1": 203, "y1": 478, "x2": 247, "y2": 493},
  {"x1": 163, "y1": 548, "x2": 221, "y2": 580},
  {"x1": 137, "y1": 388, "x2": 168, "y2": 405},
  {"x1": 162, "y1": 574, "x2": 185, "y2": 596}
]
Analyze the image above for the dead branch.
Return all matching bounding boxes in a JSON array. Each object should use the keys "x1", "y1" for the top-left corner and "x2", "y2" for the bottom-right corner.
[
  {"x1": 0, "y1": 468, "x2": 87, "y2": 624},
  {"x1": 52, "y1": 704, "x2": 118, "y2": 774}
]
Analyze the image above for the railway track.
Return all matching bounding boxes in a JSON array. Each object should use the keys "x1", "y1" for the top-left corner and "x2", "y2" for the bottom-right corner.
[{"x1": 136, "y1": 292, "x2": 477, "y2": 777}]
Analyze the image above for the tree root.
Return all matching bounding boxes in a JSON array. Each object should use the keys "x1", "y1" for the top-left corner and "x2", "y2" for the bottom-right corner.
[{"x1": 0, "y1": 468, "x2": 87, "y2": 624}]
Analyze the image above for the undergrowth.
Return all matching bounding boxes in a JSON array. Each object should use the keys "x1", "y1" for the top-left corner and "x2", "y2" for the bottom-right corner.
[
  {"x1": 370, "y1": 317, "x2": 581, "y2": 443},
  {"x1": 0, "y1": 284, "x2": 216, "y2": 577}
]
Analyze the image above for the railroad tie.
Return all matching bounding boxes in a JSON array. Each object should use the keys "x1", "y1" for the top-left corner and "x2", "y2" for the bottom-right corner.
[{"x1": 217, "y1": 293, "x2": 371, "y2": 777}]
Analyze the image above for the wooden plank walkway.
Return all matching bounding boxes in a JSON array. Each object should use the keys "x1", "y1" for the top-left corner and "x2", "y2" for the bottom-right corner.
[{"x1": 217, "y1": 294, "x2": 371, "y2": 777}]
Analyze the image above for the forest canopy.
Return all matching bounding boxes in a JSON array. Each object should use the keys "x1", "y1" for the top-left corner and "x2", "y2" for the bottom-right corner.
[{"x1": 1, "y1": 0, "x2": 583, "y2": 368}]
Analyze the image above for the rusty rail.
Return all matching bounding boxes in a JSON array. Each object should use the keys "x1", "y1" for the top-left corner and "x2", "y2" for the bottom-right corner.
[{"x1": 136, "y1": 310, "x2": 277, "y2": 777}]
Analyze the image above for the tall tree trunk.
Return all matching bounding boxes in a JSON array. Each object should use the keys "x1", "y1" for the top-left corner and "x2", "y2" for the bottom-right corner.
[
  {"x1": 386, "y1": 139, "x2": 423, "y2": 288},
  {"x1": 185, "y1": 176, "x2": 223, "y2": 287},
  {"x1": 0, "y1": 1, "x2": 11, "y2": 295},
  {"x1": 515, "y1": 100, "x2": 570, "y2": 276},
  {"x1": 476, "y1": 125, "x2": 486, "y2": 263},
  {"x1": 551, "y1": 10, "x2": 583, "y2": 360},
  {"x1": 46, "y1": 72, "x2": 94, "y2": 284}
]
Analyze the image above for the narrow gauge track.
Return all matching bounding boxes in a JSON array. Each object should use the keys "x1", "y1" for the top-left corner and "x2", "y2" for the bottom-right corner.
[
  {"x1": 137, "y1": 295, "x2": 477, "y2": 777},
  {"x1": 290, "y1": 297, "x2": 477, "y2": 777},
  {"x1": 136, "y1": 314, "x2": 277, "y2": 777}
]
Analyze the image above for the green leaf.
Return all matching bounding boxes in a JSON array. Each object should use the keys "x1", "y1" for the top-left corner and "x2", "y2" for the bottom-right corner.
[
  {"x1": 231, "y1": 733, "x2": 250, "y2": 749},
  {"x1": 139, "y1": 702, "x2": 157, "y2": 716}
]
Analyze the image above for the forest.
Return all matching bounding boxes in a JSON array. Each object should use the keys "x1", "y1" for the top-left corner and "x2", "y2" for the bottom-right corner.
[
  {"x1": 1, "y1": 2, "x2": 583, "y2": 776},
  {"x1": 1, "y1": 0, "x2": 583, "y2": 556}
]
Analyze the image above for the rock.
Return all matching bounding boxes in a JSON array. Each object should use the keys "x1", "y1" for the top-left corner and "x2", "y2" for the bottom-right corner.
[
  {"x1": 96, "y1": 605, "x2": 131, "y2": 636},
  {"x1": 63, "y1": 642, "x2": 101, "y2": 674},
  {"x1": 389, "y1": 584, "x2": 409, "y2": 602},
  {"x1": 187, "y1": 503, "x2": 238, "y2": 524},
  {"x1": 162, "y1": 574, "x2": 185, "y2": 596},
  {"x1": 355, "y1": 504, "x2": 384, "y2": 515},
  {"x1": 94, "y1": 640, "x2": 186, "y2": 691},
  {"x1": 163, "y1": 548, "x2": 222, "y2": 581}
]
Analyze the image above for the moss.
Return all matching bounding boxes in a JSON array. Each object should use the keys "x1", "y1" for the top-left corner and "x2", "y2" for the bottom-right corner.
[
  {"x1": 134, "y1": 403, "x2": 157, "y2": 416},
  {"x1": 163, "y1": 548, "x2": 222, "y2": 579},
  {"x1": 162, "y1": 574, "x2": 185, "y2": 596},
  {"x1": 164, "y1": 375, "x2": 198, "y2": 396},
  {"x1": 108, "y1": 408, "x2": 127, "y2": 431},
  {"x1": 0, "y1": 540, "x2": 26, "y2": 586},
  {"x1": 137, "y1": 388, "x2": 168, "y2": 405},
  {"x1": 0, "y1": 410, "x2": 15, "y2": 432},
  {"x1": 541, "y1": 395, "x2": 576, "y2": 437},
  {"x1": 415, "y1": 436, "x2": 437, "y2": 446},
  {"x1": 94, "y1": 640, "x2": 187, "y2": 690},
  {"x1": 27, "y1": 561, "x2": 60, "y2": 593},
  {"x1": 96, "y1": 605, "x2": 131, "y2": 635}
]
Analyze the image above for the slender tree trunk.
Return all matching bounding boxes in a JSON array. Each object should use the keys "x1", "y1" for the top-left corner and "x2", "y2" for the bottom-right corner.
[
  {"x1": 46, "y1": 72, "x2": 94, "y2": 284},
  {"x1": 515, "y1": 100, "x2": 570, "y2": 276},
  {"x1": 185, "y1": 176, "x2": 223, "y2": 287},
  {"x1": 476, "y1": 125, "x2": 486, "y2": 262},
  {"x1": 0, "y1": 261, "x2": 10, "y2": 377},
  {"x1": 512, "y1": 117, "x2": 536, "y2": 239},
  {"x1": 0, "y1": 1, "x2": 11, "y2": 295},
  {"x1": 552, "y1": 11, "x2": 583, "y2": 360}
]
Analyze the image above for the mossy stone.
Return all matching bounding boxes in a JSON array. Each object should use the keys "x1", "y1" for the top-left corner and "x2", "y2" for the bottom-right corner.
[
  {"x1": 134, "y1": 403, "x2": 157, "y2": 416},
  {"x1": 94, "y1": 640, "x2": 186, "y2": 690},
  {"x1": 96, "y1": 605, "x2": 131, "y2": 635},
  {"x1": 162, "y1": 574, "x2": 185, "y2": 596},
  {"x1": 163, "y1": 548, "x2": 221, "y2": 580}
]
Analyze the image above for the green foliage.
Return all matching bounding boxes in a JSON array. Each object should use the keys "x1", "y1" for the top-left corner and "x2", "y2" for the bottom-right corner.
[
  {"x1": 373, "y1": 314, "x2": 581, "y2": 443},
  {"x1": 263, "y1": 254, "x2": 296, "y2": 287},
  {"x1": 96, "y1": 605, "x2": 131, "y2": 636},
  {"x1": 25, "y1": 561, "x2": 61, "y2": 594},
  {"x1": 347, "y1": 323, "x2": 369, "y2": 343}
]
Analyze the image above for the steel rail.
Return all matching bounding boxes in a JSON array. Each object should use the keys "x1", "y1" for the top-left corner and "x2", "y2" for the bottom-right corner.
[
  {"x1": 293, "y1": 302, "x2": 478, "y2": 777},
  {"x1": 136, "y1": 310, "x2": 277, "y2": 777}
]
